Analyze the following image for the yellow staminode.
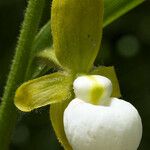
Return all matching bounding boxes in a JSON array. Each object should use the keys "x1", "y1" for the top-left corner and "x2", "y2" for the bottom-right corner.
[{"x1": 88, "y1": 76, "x2": 104, "y2": 105}]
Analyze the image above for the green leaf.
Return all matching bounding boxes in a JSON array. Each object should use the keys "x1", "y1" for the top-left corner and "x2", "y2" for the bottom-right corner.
[
  {"x1": 103, "y1": 0, "x2": 144, "y2": 27},
  {"x1": 36, "y1": 47, "x2": 61, "y2": 69},
  {"x1": 32, "y1": 21, "x2": 52, "y2": 52},
  {"x1": 25, "y1": 21, "x2": 53, "y2": 79},
  {"x1": 51, "y1": 0, "x2": 103, "y2": 73},
  {"x1": 14, "y1": 72, "x2": 72, "y2": 112},
  {"x1": 50, "y1": 98, "x2": 72, "y2": 150},
  {"x1": 90, "y1": 66, "x2": 121, "y2": 97}
]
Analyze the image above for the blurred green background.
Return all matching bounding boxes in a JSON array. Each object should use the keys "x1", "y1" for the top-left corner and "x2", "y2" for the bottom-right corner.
[{"x1": 0, "y1": 0, "x2": 150, "y2": 149}]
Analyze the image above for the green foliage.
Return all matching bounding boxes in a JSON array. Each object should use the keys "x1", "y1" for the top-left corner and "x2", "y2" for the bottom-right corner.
[
  {"x1": 25, "y1": 21, "x2": 53, "y2": 79},
  {"x1": 32, "y1": 21, "x2": 52, "y2": 52},
  {"x1": 103, "y1": 0, "x2": 144, "y2": 27}
]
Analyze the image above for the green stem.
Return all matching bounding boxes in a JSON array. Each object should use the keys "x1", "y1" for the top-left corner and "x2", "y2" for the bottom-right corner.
[{"x1": 0, "y1": 0, "x2": 45, "y2": 149}]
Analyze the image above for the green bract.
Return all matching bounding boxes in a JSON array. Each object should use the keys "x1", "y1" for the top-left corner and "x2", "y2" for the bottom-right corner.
[{"x1": 51, "y1": 0, "x2": 103, "y2": 73}]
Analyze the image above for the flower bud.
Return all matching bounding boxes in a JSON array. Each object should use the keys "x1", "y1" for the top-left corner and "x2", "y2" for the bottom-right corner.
[
  {"x1": 73, "y1": 75, "x2": 112, "y2": 105},
  {"x1": 64, "y1": 98, "x2": 142, "y2": 150}
]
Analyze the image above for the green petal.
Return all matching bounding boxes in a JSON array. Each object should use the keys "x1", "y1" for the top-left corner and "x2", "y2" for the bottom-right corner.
[
  {"x1": 50, "y1": 99, "x2": 72, "y2": 150},
  {"x1": 90, "y1": 66, "x2": 121, "y2": 97},
  {"x1": 14, "y1": 72, "x2": 72, "y2": 112}
]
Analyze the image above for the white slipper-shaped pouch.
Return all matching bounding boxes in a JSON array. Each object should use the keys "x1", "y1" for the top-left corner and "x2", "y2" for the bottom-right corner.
[{"x1": 64, "y1": 75, "x2": 142, "y2": 150}]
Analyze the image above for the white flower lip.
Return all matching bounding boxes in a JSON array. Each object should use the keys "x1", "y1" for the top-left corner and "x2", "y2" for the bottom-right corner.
[
  {"x1": 73, "y1": 75, "x2": 112, "y2": 105},
  {"x1": 64, "y1": 98, "x2": 142, "y2": 150},
  {"x1": 64, "y1": 75, "x2": 142, "y2": 150}
]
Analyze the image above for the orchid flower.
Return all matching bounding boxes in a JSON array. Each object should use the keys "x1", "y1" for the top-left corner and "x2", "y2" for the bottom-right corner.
[{"x1": 14, "y1": 0, "x2": 143, "y2": 149}]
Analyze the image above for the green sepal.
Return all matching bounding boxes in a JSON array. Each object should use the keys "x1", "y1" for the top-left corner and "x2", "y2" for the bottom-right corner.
[
  {"x1": 36, "y1": 47, "x2": 62, "y2": 69},
  {"x1": 50, "y1": 98, "x2": 72, "y2": 150},
  {"x1": 90, "y1": 66, "x2": 121, "y2": 97},
  {"x1": 51, "y1": 0, "x2": 103, "y2": 73},
  {"x1": 14, "y1": 72, "x2": 72, "y2": 112}
]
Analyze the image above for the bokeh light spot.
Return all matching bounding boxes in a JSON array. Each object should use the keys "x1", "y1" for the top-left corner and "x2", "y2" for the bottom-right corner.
[{"x1": 116, "y1": 35, "x2": 140, "y2": 58}]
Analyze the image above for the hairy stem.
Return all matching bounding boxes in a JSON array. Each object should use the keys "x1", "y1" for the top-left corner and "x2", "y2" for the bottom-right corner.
[{"x1": 0, "y1": 0, "x2": 45, "y2": 149}]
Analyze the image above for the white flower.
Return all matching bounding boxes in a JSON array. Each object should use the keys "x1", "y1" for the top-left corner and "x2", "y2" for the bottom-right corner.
[{"x1": 63, "y1": 75, "x2": 142, "y2": 150}]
